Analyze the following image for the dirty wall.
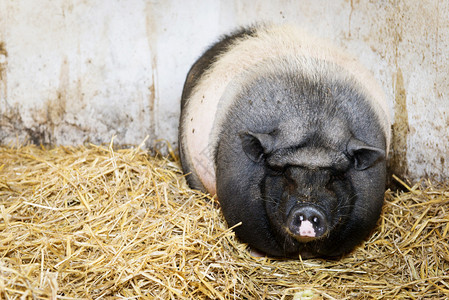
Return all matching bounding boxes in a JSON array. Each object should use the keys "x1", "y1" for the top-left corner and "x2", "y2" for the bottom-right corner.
[{"x1": 0, "y1": 0, "x2": 448, "y2": 181}]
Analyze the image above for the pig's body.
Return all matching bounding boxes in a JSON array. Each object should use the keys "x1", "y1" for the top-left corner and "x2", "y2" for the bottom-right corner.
[{"x1": 179, "y1": 24, "x2": 390, "y2": 258}]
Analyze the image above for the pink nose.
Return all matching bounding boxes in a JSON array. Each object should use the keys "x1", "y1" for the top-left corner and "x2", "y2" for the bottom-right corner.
[
  {"x1": 287, "y1": 205, "x2": 327, "y2": 241},
  {"x1": 299, "y1": 220, "x2": 316, "y2": 237}
]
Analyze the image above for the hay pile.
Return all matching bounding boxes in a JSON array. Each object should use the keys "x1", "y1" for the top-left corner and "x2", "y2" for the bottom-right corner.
[{"x1": 0, "y1": 142, "x2": 448, "y2": 299}]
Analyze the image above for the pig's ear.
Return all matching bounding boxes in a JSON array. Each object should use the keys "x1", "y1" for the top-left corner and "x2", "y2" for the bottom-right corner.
[
  {"x1": 347, "y1": 137, "x2": 385, "y2": 170},
  {"x1": 239, "y1": 131, "x2": 275, "y2": 163}
]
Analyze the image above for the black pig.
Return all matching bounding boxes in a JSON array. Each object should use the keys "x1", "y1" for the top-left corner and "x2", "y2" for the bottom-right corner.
[{"x1": 178, "y1": 24, "x2": 391, "y2": 258}]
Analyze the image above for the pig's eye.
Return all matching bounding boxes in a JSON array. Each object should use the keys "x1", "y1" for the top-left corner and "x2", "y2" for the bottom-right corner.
[
  {"x1": 267, "y1": 164, "x2": 287, "y2": 176},
  {"x1": 329, "y1": 171, "x2": 346, "y2": 183}
]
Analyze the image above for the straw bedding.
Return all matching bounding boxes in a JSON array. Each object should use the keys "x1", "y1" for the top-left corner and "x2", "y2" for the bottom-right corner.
[{"x1": 0, "y1": 142, "x2": 448, "y2": 299}]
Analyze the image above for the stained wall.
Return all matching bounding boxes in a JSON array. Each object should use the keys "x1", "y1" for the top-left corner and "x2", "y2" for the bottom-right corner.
[{"x1": 0, "y1": 0, "x2": 448, "y2": 181}]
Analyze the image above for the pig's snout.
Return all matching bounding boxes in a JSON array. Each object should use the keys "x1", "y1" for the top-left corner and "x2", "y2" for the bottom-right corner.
[{"x1": 287, "y1": 206, "x2": 328, "y2": 242}]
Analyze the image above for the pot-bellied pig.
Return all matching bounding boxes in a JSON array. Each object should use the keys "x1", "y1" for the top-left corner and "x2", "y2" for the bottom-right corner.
[{"x1": 178, "y1": 24, "x2": 391, "y2": 258}]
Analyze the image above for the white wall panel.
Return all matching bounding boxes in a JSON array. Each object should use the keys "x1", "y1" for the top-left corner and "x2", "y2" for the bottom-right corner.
[{"x1": 0, "y1": 0, "x2": 447, "y2": 181}]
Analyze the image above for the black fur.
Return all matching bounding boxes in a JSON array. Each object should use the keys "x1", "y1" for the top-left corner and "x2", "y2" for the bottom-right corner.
[
  {"x1": 214, "y1": 69, "x2": 386, "y2": 257},
  {"x1": 179, "y1": 26, "x2": 387, "y2": 258}
]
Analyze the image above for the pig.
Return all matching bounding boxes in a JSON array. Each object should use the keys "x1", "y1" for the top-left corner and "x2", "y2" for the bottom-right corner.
[{"x1": 178, "y1": 24, "x2": 391, "y2": 258}]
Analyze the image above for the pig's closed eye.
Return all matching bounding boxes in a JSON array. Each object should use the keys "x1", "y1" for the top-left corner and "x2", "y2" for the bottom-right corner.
[
  {"x1": 327, "y1": 171, "x2": 346, "y2": 187},
  {"x1": 266, "y1": 164, "x2": 286, "y2": 176},
  {"x1": 332, "y1": 171, "x2": 346, "y2": 181}
]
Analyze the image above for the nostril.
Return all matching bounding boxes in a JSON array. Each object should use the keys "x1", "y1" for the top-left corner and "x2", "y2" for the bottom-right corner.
[{"x1": 312, "y1": 216, "x2": 319, "y2": 225}]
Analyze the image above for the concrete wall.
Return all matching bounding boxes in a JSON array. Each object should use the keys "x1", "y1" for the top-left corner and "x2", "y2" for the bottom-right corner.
[{"x1": 0, "y1": 0, "x2": 448, "y2": 182}]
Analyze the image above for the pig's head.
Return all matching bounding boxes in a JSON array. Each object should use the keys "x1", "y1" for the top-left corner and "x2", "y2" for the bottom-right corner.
[
  {"x1": 227, "y1": 117, "x2": 386, "y2": 258},
  {"x1": 214, "y1": 68, "x2": 388, "y2": 258}
]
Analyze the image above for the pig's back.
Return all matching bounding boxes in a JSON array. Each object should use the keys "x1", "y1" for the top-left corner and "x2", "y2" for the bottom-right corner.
[{"x1": 179, "y1": 24, "x2": 390, "y2": 195}]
